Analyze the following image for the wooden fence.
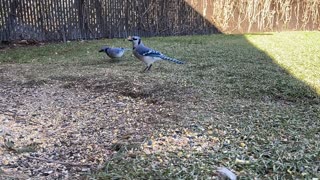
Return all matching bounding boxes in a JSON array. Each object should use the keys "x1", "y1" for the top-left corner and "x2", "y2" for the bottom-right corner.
[
  {"x1": 0, "y1": 0, "x2": 219, "y2": 41},
  {"x1": 0, "y1": 0, "x2": 319, "y2": 42}
]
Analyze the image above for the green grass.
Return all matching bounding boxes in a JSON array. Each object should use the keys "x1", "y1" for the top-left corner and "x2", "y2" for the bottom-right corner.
[
  {"x1": 0, "y1": 32, "x2": 319, "y2": 179},
  {"x1": 245, "y1": 32, "x2": 320, "y2": 94}
]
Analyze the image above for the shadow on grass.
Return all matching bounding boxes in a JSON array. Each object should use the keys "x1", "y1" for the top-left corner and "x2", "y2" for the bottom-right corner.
[
  {"x1": 93, "y1": 34, "x2": 319, "y2": 179},
  {"x1": 1, "y1": 38, "x2": 319, "y2": 180},
  {"x1": 81, "y1": 1, "x2": 320, "y2": 178},
  {"x1": 190, "y1": 34, "x2": 318, "y2": 102}
]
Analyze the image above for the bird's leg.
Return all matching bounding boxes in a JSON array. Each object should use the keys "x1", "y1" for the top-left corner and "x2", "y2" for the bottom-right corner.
[
  {"x1": 147, "y1": 64, "x2": 152, "y2": 71},
  {"x1": 142, "y1": 66, "x2": 149, "y2": 73}
]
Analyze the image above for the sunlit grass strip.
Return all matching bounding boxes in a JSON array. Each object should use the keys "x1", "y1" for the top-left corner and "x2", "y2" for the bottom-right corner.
[{"x1": 245, "y1": 31, "x2": 320, "y2": 94}]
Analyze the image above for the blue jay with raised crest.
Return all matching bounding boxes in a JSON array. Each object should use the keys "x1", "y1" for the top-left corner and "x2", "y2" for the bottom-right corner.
[
  {"x1": 99, "y1": 46, "x2": 130, "y2": 59},
  {"x1": 127, "y1": 36, "x2": 184, "y2": 72}
]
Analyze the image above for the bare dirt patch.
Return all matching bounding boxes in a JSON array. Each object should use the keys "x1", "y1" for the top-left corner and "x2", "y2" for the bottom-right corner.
[{"x1": 0, "y1": 64, "x2": 186, "y2": 179}]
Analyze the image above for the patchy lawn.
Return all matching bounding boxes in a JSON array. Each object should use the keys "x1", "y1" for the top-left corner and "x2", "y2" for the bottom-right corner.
[{"x1": 0, "y1": 32, "x2": 319, "y2": 179}]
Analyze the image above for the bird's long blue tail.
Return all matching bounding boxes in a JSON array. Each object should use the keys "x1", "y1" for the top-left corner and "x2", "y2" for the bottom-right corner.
[{"x1": 160, "y1": 55, "x2": 184, "y2": 64}]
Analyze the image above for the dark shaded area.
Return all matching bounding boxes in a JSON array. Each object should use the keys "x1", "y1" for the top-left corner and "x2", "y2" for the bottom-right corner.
[{"x1": 48, "y1": 74, "x2": 189, "y2": 103}]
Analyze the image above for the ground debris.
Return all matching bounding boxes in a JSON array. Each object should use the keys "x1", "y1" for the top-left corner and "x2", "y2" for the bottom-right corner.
[{"x1": 0, "y1": 71, "x2": 179, "y2": 179}]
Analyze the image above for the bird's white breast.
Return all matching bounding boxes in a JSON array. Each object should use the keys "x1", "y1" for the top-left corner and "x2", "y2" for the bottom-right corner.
[{"x1": 133, "y1": 51, "x2": 161, "y2": 65}]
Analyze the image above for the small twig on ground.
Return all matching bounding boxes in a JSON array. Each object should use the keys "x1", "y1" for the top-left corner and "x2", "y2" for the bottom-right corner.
[{"x1": 24, "y1": 155, "x2": 93, "y2": 167}]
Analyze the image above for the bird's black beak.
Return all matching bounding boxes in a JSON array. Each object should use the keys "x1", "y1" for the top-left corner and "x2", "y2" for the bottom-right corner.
[{"x1": 98, "y1": 49, "x2": 104, "y2": 52}]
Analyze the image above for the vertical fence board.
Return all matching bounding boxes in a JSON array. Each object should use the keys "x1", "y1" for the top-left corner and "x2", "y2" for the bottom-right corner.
[
  {"x1": 0, "y1": 0, "x2": 5, "y2": 40},
  {"x1": 31, "y1": 1, "x2": 38, "y2": 39},
  {"x1": 3, "y1": 0, "x2": 10, "y2": 40}
]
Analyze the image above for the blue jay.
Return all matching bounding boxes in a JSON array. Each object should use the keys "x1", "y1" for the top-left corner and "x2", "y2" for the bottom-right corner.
[
  {"x1": 127, "y1": 36, "x2": 184, "y2": 72},
  {"x1": 99, "y1": 46, "x2": 130, "y2": 59}
]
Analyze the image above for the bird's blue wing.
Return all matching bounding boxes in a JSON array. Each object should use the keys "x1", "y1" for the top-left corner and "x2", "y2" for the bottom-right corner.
[
  {"x1": 142, "y1": 50, "x2": 162, "y2": 57},
  {"x1": 137, "y1": 46, "x2": 163, "y2": 57},
  {"x1": 113, "y1": 48, "x2": 123, "y2": 54}
]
